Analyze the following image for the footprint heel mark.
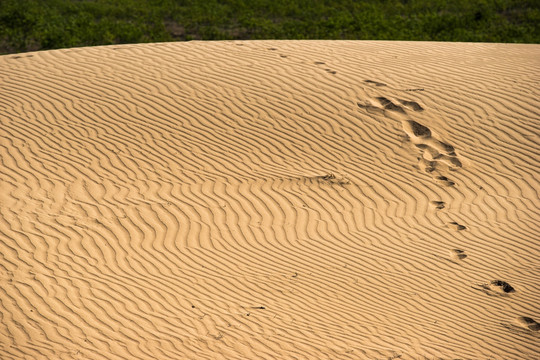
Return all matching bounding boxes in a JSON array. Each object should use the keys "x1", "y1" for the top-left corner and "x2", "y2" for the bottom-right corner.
[
  {"x1": 429, "y1": 200, "x2": 445, "y2": 209},
  {"x1": 364, "y1": 79, "x2": 387, "y2": 87},
  {"x1": 516, "y1": 317, "x2": 540, "y2": 331},
  {"x1": 376, "y1": 97, "x2": 406, "y2": 114},
  {"x1": 447, "y1": 221, "x2": 466, "y2": 231},
  {"x1": 398, "y1": 99, "x2": 424, "y2": 112}
]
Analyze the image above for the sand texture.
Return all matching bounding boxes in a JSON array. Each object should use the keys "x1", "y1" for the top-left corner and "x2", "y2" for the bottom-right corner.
[{"x1": 1, "y1": 41, "x2": 539, "y2": 359}]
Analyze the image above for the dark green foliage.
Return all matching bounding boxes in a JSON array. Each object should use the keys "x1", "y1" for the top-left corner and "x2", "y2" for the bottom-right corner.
[{"x1": 0, "y1": 0, "x2": 538, "y2": 54}]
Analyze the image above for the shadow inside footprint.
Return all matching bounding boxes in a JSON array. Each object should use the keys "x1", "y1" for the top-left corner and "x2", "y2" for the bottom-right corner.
[{"x1": 404, "y1": 120, "x2": 431, "y2": 138}]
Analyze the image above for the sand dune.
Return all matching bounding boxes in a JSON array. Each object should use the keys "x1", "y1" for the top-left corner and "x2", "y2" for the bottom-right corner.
[{"x1": 1, "y1": 41, "x2": 539, "y2": 359}]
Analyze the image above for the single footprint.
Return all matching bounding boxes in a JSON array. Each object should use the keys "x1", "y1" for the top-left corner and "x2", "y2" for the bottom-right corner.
[
  {"x1": 450, "y1": 249, "x2": 467, "y2": 260},
  {"x1": 489, "y1": 280, "x2": 515, "y2": 294},
  {"x1": 475, "y1": 280, "x2": 516, "y2": 297},
  {"x1": 364, "y1": 79, "x2": 387, "y2": 87},
  {"x1": 434, "y1": 175, "x2": 455, "y2": 187},
  {"x1": 516, "y1": 317, "x2": 540, "y2": 331},
  {"x1": 429, "y1": 200, "x2": 445, "y2": 209},
  {"x1": 447, "y1": 221, "x2": 467, "y2": 231}
]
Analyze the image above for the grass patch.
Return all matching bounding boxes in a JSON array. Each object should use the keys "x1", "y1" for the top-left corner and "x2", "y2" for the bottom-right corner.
[{"x1": 0, "y1": 0, "x2": 538, "y2": 54}]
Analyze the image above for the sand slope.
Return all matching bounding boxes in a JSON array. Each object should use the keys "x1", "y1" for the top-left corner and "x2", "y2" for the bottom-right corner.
[{"x1": 1, "y1": 41, "x2": 539, "y2": 359}]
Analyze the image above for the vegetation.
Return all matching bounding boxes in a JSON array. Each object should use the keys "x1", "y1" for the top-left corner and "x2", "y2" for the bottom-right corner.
[{"x1": 1, "y1": 0, "x2": 538, "y2": 54}]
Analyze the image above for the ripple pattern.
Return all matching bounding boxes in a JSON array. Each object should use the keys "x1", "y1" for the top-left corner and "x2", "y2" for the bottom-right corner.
[{"x1": 1, "y1": 41, "x2": 539, "y2": 360}]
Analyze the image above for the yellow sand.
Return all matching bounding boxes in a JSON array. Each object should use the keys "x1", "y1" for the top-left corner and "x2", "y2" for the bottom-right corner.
[{"x1": 1, "y1": 41, "x2": 539, "y2": 359}]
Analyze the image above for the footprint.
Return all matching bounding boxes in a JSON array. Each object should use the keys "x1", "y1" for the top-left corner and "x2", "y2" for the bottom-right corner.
[
  {"x1": 325, "y1": 69, "x2": 337, "y2": 74},
  {"x1": 429, "y1": 201, "x2": 445, "y2": 209},
  {"x1": 434, "y1": 175, "x2": 455, "y2": 186},
  {"x1": 364, "y1": 79, "x2": 387, "y2": 87},
  {"x1": 314, "y1": 61, "x2": 325, "y2": 65},
  {"x1": 516, "y1": 317, "x2": 540, "y2": 331},
  {"x1": 489, "y1": 280, "x2": 515, "y2": 294},
  {"x1": 434, "y1": 175, "x2": 455, "y2": 187},
  {"x1": 450, "y1": 249, "x2": 467, "y2": 260},
  {"x1": 398, "y1": 99, "x2": 424, "y2": 112},
  {"x1": 376, "y1": 97, "x2": 406, "y2": 114},
  {"x1": 447, "y1": 221, "x2": 466, "y2": 231}
]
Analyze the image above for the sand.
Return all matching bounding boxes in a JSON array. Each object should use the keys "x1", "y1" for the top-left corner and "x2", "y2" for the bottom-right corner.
[{"x1": 0, "y1": 40, "x2": 539, "y2": 359}]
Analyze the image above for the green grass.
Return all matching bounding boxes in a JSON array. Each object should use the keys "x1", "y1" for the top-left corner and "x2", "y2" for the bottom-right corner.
[{"x1": 1, "y1": 0, "x2": 538, "y2": 54}]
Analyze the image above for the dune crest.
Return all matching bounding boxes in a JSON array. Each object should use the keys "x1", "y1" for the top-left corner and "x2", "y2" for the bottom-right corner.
[{"x1": 1, "y1": 41, "x2": 539, "y2": 359}]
